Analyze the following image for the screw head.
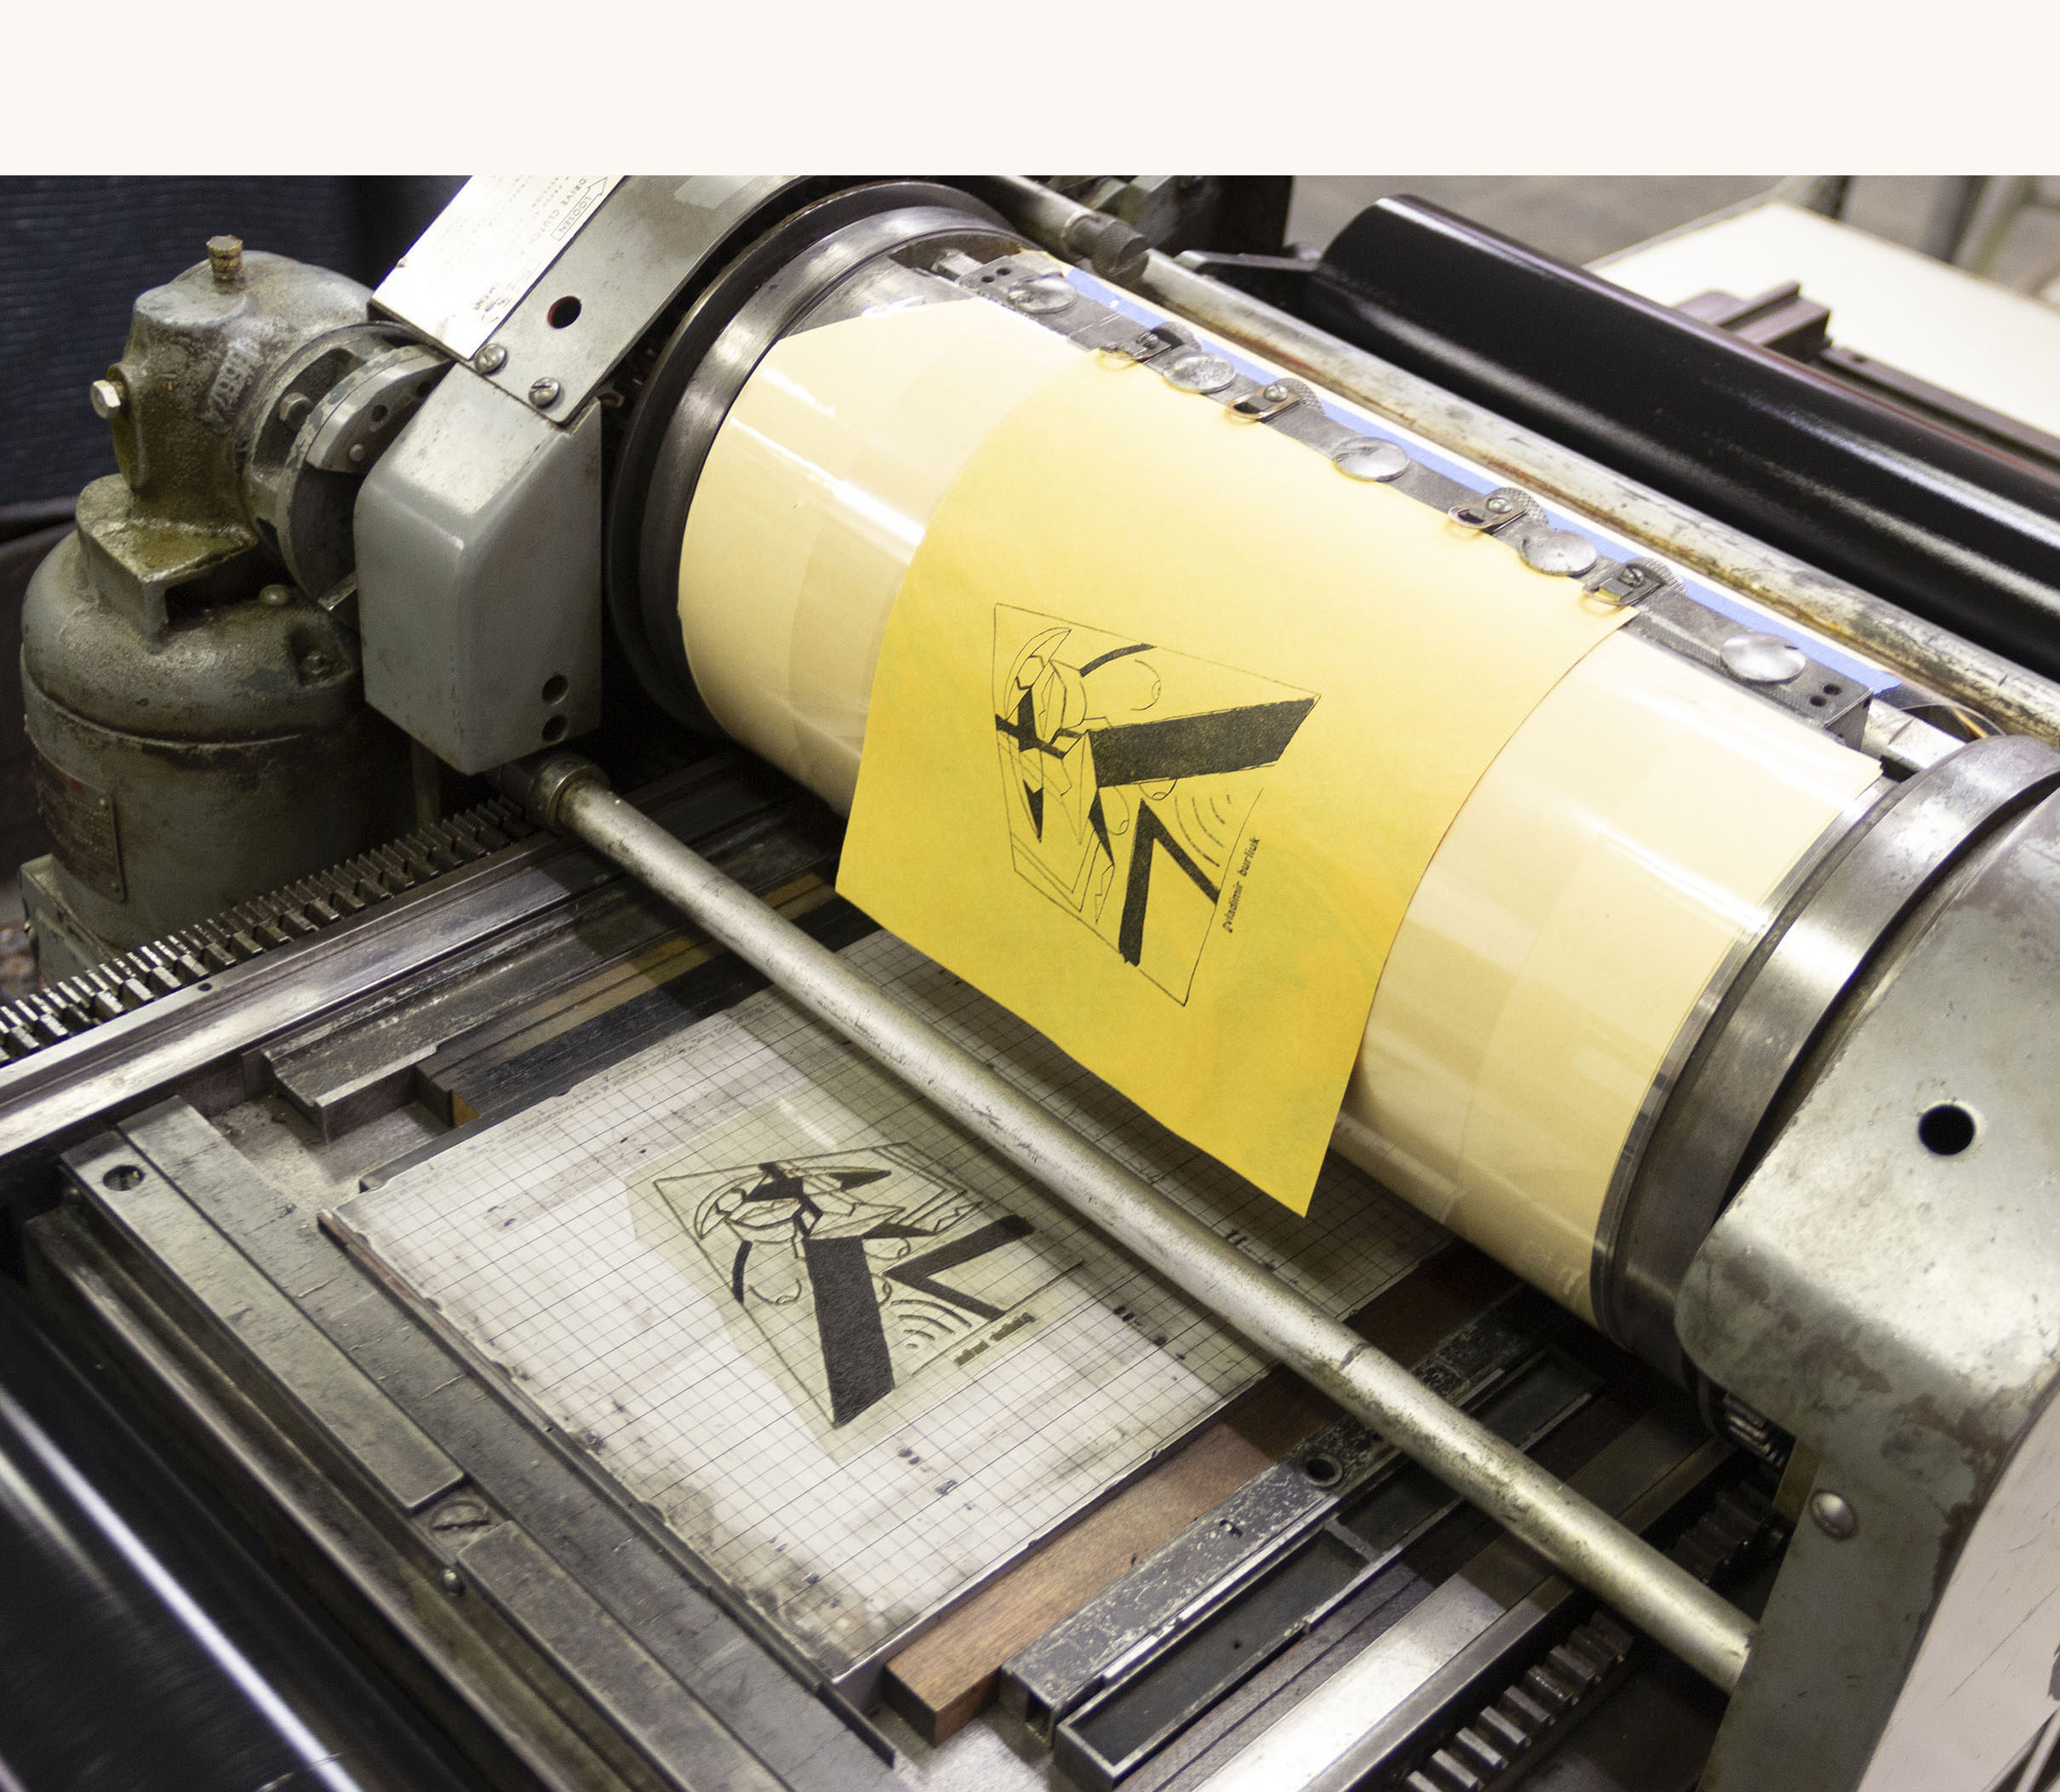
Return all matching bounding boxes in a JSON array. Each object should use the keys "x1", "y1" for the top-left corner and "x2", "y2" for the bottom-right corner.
[
  {"x1": 1005, "y1": 276, "x2": 1075, "y2": 316},
  {"x1": 1163, "y1": 350, "x2": 1236, "y2": 395},
  {"x1": 1521, "y1": 529, "x2": 1601, "y2": 578},
  {"x1": 529, "y1": 377, "x2": 561, "y2": 409},
  {"x1": 438, "y1": 1567, "x2": 464, "y2": 1595},
  {"x1": 1809, "y1": 1490, "x2": 1858, "y2": 1540},
  {"x1": 258, "y1": 584, "x2": 295, "y2": 608},
  {"x1": 89, "y1": 378, "x2": 124, "y2": 420},
  {"x1": 1335, "y1": 438, "x2": 1411, "y2": 483},
  {"x1": 474, "y1": 343, "x2": 507, "y2": 374},
  {"x1": 1720, "y1": 631, "x2": 1809, "y2": 686}
]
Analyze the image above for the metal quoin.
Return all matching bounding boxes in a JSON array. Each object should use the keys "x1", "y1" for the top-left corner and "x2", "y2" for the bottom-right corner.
[{"x1": 499, "y1": 753, "x2": 1759, "y2": 1695}]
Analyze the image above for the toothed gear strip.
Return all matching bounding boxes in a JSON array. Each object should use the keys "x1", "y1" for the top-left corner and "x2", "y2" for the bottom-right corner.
[{"x1": 0, "y1": 795, "x2": 537, "y2": 1062}]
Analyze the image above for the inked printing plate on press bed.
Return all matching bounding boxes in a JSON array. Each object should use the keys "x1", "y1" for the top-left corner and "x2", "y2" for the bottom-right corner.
[{"x1": 328, "y1": 930, "x2": 1441, "y2": 1675}]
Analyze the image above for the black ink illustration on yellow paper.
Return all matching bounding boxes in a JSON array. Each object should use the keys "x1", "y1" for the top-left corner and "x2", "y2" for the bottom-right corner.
[{"x1": 993, "y1": 605, "x2": 1317, "y2": 1003}]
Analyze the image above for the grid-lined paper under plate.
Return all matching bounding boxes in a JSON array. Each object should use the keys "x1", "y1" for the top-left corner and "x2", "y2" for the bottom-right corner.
[{"x1": 329, "y1": 930, "x2": 1445, "y2": 1675}]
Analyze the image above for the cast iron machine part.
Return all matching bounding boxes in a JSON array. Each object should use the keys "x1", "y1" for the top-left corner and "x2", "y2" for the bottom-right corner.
[
  {"x1": 18, "y1": 237, "x2": 426, "y2": 977},
  {"x1": 13, "y1": 177, "x2": 2060, "y2": 1792}
]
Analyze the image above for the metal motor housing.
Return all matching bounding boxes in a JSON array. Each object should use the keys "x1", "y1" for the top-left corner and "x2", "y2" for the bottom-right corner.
[{"x1": 20, "y1": 242, "x2": 428, "y2": 975}]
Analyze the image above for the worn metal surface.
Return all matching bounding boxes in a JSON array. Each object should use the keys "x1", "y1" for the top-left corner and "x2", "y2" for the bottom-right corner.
[
  {"x1": 982, "y1": 177, "x2": 2060, "y2": 746},
  {"x1": 80, "y1": 249, "x2": 370, "y2": 633},
  {"x1": 0, "y1": 1276, "x2": 476, "y2": 1792},
  {"x1": 1048, "y1": 1349, "x2": 1599, "y2": 1791},
  {"x1": 455, "y1": 1524, "x2": 790, "y2": 1792},
  {"x1": 623, "y1": 183, "x2": 1009, "y2": 723},
  {"x1": 512, "y1": 754, "x2": 1758, "y2": 1694},
  {"x1": 0, "y1": 762, "x2": 794, "y2": 1192},
  {"x1": 1856, "y1": 1383, "x2": 2060, "y2": 1790},
  {"x1": 1678, "y1": 784, "x2": 2060, "y2": 1789},
  {"x1": 20, "y1": 530, "x2": 413, "y2": 953},
  {"x1": 18, "y1": 244, "x2": 434, "y2": 959},
  {"x1": 1631, "y1": 586, "x2": 1869, "y2": 743},
  {"x1": 72, "y1": 1142, "x2": 464, "y2": 1514},
  {"x1": 458, "y1": 177, "x2": 804, "y2": 420},
  {"x1": 1191, "y1": 1416, "x2": 1732, "y2": 1792},
  {"x1": 0, "y1": 790, "x2": 532, "y2": 1062},
  {"x1": 1005, "y1": 1291, "x2": 1554, "y2": 1734},
  {"x1": 355, "y1": 365, "x2": 603, "y2": 771},
  {"x1": 244, "y1": 335, "x2": 449, "y2": 598},
  {"x1": 1599, "y1": 733, "x2": 2060, "y2": 1376},
  {"x1": 38, "y1": 1104, "x2": 898, "y2": 1792}
]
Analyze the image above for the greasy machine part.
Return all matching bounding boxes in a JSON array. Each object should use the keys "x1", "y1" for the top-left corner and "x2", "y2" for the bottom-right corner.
[{"x1": 672, "y1": 257, "x2": 1881, "y2": 1326}]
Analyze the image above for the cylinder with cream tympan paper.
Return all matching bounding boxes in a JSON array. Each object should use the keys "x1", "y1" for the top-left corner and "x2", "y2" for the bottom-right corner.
[{"x1": 674, "y1": 290, "x2": 1882, "y2": 1320}]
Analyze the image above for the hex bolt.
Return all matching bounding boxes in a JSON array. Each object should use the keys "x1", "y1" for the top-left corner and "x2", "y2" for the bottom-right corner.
[
  {"x1": 298, "y1": 650, "x2": 335, "y2": 679},
  {"x1": 276, "y1": 392, "x2": 312, "y2": 427},
  {"x1": 1809, "y1": 1490, "x2": 1858, "y2": 1540},
  {"x1": 207, "y1": 235, "x2": 244, "y2": 288},
  {"x1": 474, "y1": 343, "x2": 507, "y2": 374},
  {"x1": 529, "y1": 377, "x2": 562, "y2": 409}
]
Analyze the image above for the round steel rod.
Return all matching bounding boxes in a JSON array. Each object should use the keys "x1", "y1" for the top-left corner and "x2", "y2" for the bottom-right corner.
[
  {"x1": 518, "y1": 758, "x2": 1757, "y2": 1693},
  {"x1": 983, "y1": 175, "x2": 2060, "y2": 747}
]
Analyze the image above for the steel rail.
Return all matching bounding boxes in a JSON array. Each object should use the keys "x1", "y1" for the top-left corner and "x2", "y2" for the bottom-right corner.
[
  {"x1": 982, "y1": 175, "x2": 2060, "y2": 747},
  {"x1": 506, "y1": 754, "x2": 1757, "y2": 1694}
]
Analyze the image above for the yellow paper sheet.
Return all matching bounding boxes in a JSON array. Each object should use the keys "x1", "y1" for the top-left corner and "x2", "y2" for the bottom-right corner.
[{"x1": 838, "y1": 351, "x2": 1628, "y2": 1209}]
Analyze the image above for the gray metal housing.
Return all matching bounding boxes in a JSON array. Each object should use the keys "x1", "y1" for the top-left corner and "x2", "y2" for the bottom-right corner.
[
  {"x1": 1677, "y1": 781, "x2": 2060, "y2": 1789},
  {"x1": 355, "y1": 370, "x2": 603, "y2": 774}
]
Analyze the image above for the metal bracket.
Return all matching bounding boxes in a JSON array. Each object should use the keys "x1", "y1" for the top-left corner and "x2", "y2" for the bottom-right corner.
[{"x1": 1450, "y1": 487, "x2": 1541, "y2": 535}]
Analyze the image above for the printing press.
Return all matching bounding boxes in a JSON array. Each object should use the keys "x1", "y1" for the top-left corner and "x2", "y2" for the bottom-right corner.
[{"x1": 5, "y1": 174, "x2": 2060, "y2": 1792}]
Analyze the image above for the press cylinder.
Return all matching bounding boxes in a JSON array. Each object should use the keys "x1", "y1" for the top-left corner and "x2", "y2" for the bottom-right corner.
[{"x1": 671, "y1": 270, "x2": 1884, "y2": 1324}]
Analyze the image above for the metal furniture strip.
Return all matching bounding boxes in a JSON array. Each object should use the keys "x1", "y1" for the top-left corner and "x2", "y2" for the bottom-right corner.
[
  {"x1": 81, "y1": 1144, "x2": 463, "y2": 1514},
  {"x1": 1005, "y1": 1291, "x2": 1557, "y2": 1733},
  {"x1": 456, "y1": 1524, "x2": 789, "y2": 1792},
  {"x1": 1193, "y1": 1423, "x2": 1731, "y2": 1792},
  {"x1": 25, "y1": 1208, "x2": 600, "y2": 1792},
  {"x1": 76, "y1": 1102, "x2": 896, "y2": 1791}
]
